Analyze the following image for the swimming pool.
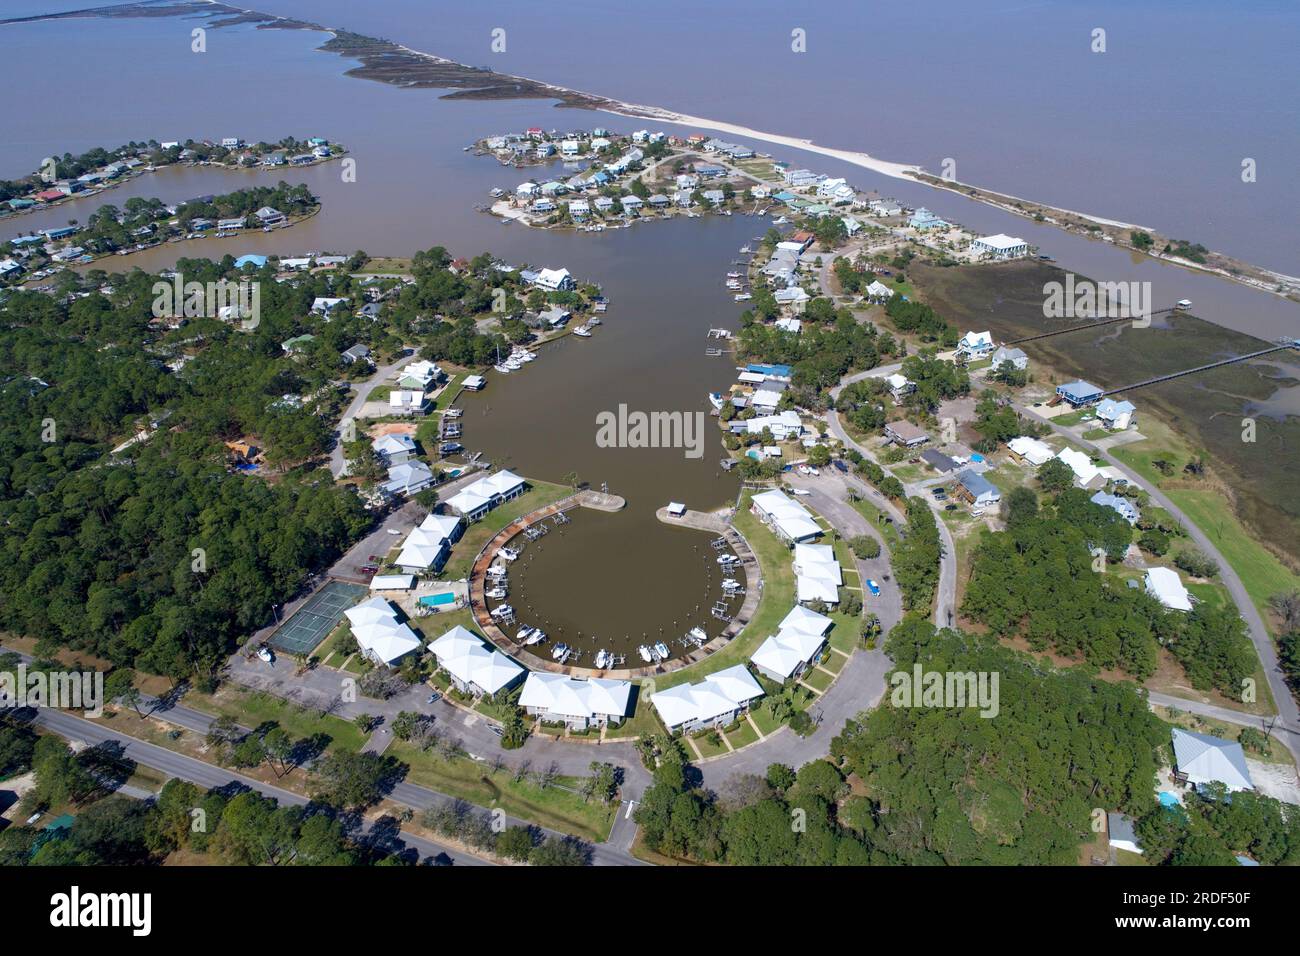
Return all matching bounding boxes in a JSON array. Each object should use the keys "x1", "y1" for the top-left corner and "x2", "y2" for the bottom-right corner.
[
  {"x1": 1158, "y1": 791, "x2": 1181, "y2": 807},
  {"x1": 417, "y1": 592, "x2": 457, "y2": 608}
]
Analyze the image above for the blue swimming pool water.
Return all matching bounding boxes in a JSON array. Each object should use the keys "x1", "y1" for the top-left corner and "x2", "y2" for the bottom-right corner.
[
  {"x1": 1158, "y1": 791, "x2": 1180, "y2": 807},
  {"x1": 418, "y1": 592, "x2": 457, "y2": 607}
]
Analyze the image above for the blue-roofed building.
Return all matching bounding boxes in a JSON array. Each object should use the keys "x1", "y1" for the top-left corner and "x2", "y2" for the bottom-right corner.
[
  {"x1": 773, "y1": 190, "x2": 798, "y2": 203},
  {"x1": 955, "y1": 468, "x2": 1000, "y2": 507},
  {"x1": 747, "y1": 363, "x2": 793, "y2": 381},
  {"x1": 234, "y1": 254, "x2": 268, "y2": 269},
  {"x1": 43, "y1": 226, "x2": 78, "y2": 240},
  {"x1": 1056, "y1": 380, "x2": 1104, "y2": 407},
  {"x1": 909, "y1": 207, "x2": 948, "y2": 230},
  {"x1": 1090, "y1": 491, "x2": 1140, "y2": 525}
]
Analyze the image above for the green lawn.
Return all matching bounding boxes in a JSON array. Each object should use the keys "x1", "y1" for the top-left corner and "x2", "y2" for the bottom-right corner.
[
  {"x1": 186, "y1": 688, "x2": 368, "y2": 752},
  {"x1": 440, "y1": 480, "x2": 572, "y2": 579},
  {"x1": 818, "y1": 650, "x2": 848, "y2": 674},
  {"x1": 691, "y1": 730, "x2": 731, "y2": 759},
  {"x1": 388, "y1": 740, "x2": 617, "y2": 841},
  {"x1": 801, "y1": 667, "x2": 834, "y2": 694},
  {"x1": 726, "y1": 719, "x2": 759, "y2": 750},
  {"x1": 1111, "y1": 440, "x2": 1300, "y2": 619}
]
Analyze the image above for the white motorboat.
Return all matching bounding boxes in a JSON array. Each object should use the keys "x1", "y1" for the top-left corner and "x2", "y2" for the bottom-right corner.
[
  {"x1": 653, "y1": 642, "x2": 671, "y2": 661},
  {"x1": 517, "y1": 626, "x2": 535, "y2": 642},
  {"x1": 494, "y1": 363, "x2": 513, "y2": 373},
  {"x1": 486, "y1": 564, "x2": 508, "y2": 578},
  {"x1": 772, "y1": 215, "x2": 789, "y2": 225},
  {"x1": 485, "y1": 586, "x2": 507, "y2": 600},
  {"x1": 708, "y1": 392, "x2": 726, "y2": 411},
  {"x1": 526, "y1": 629, "x2": 547, "y2": 645},
  {"x1": 572, "y1": 325, "x2": 592, "y2": 337},
  {"x1": 638, "y1": 645, "x2": 653, "y2": 663},
  {"x1": 594, "y1": 649, "x2": 609, "y2": 668},
  {"x1": 734, "y1": 293, "x2": 752, "y2": 301},
  {"x1": 499, "y1": 546, "x2": 520, "y2": 561},
  {"x1": 490, "y1": 603, "x2": 513, "y2": 618},
  {"x1": 551, "y1": 642, "x2": 569, "y2": 661},
  {"x1": 688, "y1": 626, "x2": 708, "y2": 643}
]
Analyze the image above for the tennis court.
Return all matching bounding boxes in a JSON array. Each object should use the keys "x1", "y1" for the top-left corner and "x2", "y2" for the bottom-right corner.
[{"x1": 269, "y1": 580, "x2": 368, "y2": 655}]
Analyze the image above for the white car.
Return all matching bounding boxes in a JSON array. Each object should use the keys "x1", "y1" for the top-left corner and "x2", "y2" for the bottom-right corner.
[
  {"x1": 386, "y1": 528, "x2": 402, "y2": 535},
  {"x1": 791, "y1": 488, "x2": 812, "y2": 496}
]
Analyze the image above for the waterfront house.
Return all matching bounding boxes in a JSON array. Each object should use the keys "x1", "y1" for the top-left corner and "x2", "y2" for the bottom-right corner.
[
  {"x1": 773, "y1": 286, "x2": 810, "y2": 308},
  {"x1": 793, "y1": 543, "x2": 842, "y2": 605},
  {"x1": 445, "y1": 469, "x2": 527, "y2": 520},
  {"x1": 388, "y1": 389, "x2": 429, "y2": 416},
  {"x1": 751, "y1": 489, "x2": 822, "y2": 544},
  {"x1": 702, "y1": 189, "x2": 726, "y2": 206},
  {"x1": 373, "y1": 433, "x2": 416, "y2": 465},
  {"x1": 620, "y1": 195, "x2": 644, "y2": 213},
  {"x1": 956, "y1": 330, "x2": 995, "y2": 360},
  {"x1": 735, "y1": 410, "x2": 804, "y2": 441},
  {"x1": 383, "y1": 460, "x2": 434, "y2": 497},
  {"x1": 262, "y1": 152, "x2": 286, "y2": 167},
  {"x1": 567, "y1": 198, "x2": 590, "y2": 217},
  {"x1": 647, "y1": 193, "x2": 670, "y2": 208},
  {"x1": 516, "y1": 182, "x2": 540, "y2": 199},
  {"x1": 884, "y1": 420, "x2": 930, "y2": 447},
  {"x1": 1056, "y1": 380, "x2": 1104, "y2": 407},
  {"x1": 751, "y1": 184, "x2": 771, "y2": 199},
  {"x1": 532, "y1": 199, "x2": 556, "y2": 213},
  {"x1": 217, "y1": 217, "x2": 246, "y2": 231},
  {"x1": 971, "y1": 234, "x2": 1028, "y2": 259},
  {"x1": 1090, "y1": 491, "x2": 1140, "y2": 525},
  {"x1": 989, "y1": 345, "x2": 1029, "y2": 370},
  {"x1": 428, "y1": 625, "x2": 524, "y2": 698},
  {"x1": 519, "y1": 674, "x2": 632, "y2": 731},
  {"x1": 462, "y1": 374, "x2": 486, "y2": 391},
  {"x1": 1171, "y1": 728, "x2": 1253, "y2": 793},
  {"x1": 593, "y1": 196, "x2": 615, "y2": 212},
  {"x1": 534, "y1": 305, "x2": 571, "y2": 328},
  {"x1": 751, "y1": 605, "x2": 833, "y2": 683},
  {"x1": 344, "y1": 597, "x2": 423, "y2": 666},
  {"x1": 540, "y1": 180, "x2": 566, "y2": 196},
  {"x1": 954, "y1": 469, "x2": 1001, "y2": 508},
  {"x1": 909, "y1": 207, "x2": 948, "y2": 230},
  {"x1": 673, "y1": 191, "x2": 694, "y2": 207},
  {"x1": 1144, "y1": 567, "x2": 1193, "y2": 612},
  {"x1": 650, "y1": 665, "x2": 765, "y2": 733},
  {"x1": 398, "y1": 360, "x2": 444, "y2": 390},
  {"x1": 1096, "y1": 398, "x2": 1136, "y2": 430},
  {"x1": 530, "y1": 267, "x2": 574, "y2": 290},
  {"x1": 560, "y1": 139, "x2": 580, "y2": 157}
]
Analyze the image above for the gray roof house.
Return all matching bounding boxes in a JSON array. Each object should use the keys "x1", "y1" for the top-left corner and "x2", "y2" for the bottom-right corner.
[{"x1": 1171, "y1": 728, "x2": 1254, "y2": 793}]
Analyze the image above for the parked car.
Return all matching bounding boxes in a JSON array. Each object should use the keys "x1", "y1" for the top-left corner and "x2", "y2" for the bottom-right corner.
[
  {"x1": 359, "y1": 565, "x2": 378, "y2": 575},
  {"x1": 866, "y1": 579, "x2": 881, "y2": 596},
  {"x1": 426, "y1": 692, "x2": 441, "y2": 705}
]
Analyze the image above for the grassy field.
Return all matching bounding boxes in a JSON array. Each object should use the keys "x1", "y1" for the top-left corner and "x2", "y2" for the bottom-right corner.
[
  {"x1": 186, "y1": 688, "x2": 368, "y2": 752},
  {"x1": 387, "y1": 740, "x2": 616, "y2": 841},
  {"x1": 1110, "y1": 417, "x2": 1300, "y2": 619}
]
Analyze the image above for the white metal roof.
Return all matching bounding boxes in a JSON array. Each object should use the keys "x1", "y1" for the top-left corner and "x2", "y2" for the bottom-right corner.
[
  {"x1": 1145, "y1": 567, "x2": 1193, "y2": 611},
  {"x1": 1172, "y1": 728, "x2": 1253, "y2": 791},
  {"x1": 519, "y1": 673, "x2": 631, "y2": 720}
]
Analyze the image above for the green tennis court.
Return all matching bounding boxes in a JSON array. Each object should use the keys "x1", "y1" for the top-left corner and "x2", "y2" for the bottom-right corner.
[{"x1": 269, "y1": 580, "x2": 368, "y2": 655}]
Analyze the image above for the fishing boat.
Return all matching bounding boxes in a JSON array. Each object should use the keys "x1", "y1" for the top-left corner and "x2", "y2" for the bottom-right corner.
[
  {"x1": 726, "y1": 271, "x2": 741, "y2": 279},
  {"x1": 717, "y1": 554, "x2": 739, "y2": 565},
  {"x1": 739, "y1": 245, "x2": 751, "y2": 254},
  {"x1": 688, "y1": 626, "x2": 708, "y2": 643},
  {"x1": 708, "y1": 392, "x2": 726, "y2": 411},
  {"x1": 653, "y1": 641, "x2": 671, "y2": 661},
  {"x1": 486, "y1": 564, "x2": 508, "y2": 579},
  {"x1": 489, "y1": 187, "x2": 505, "y2": 198},
  {"x1": 594, "y1": 649, "x2": 609, "y2": 668},
  {"x1": 772, "y1": 215, "x2": 789, "y2": 225},
  {"x1": 490, "y1": 603, "x2": 513, "y2": 618},
  {"x1": 499, "y1": 546, "x2": 520, "y2": 561},
  {"x1": 721, "y1": 578, "x2": 740, "y2": 589},
  {"x1": 733, "y1": 293, "x2": 752, "y2": 301},
  {"x1": 638, "y1": 645, "x2": 653, "y2": 663},
  {"x1": 551, "y1": 642, "x2": 569, "y2": 661},
  {"x1": 526, "y1": 629, "x2": 547, "y2": 645},
  {"x1": 517, "y1": 626, "x2": 535, "y2": 643},
  {"x1": 586, "y1": 317, "x2": 602, "y2": 326},
  {"x1": 572, "y1": 325, "x2": 592, "y2": 337},
  {"x1": 485, "y1": 586, "x2": 508, "y2": 600}
]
